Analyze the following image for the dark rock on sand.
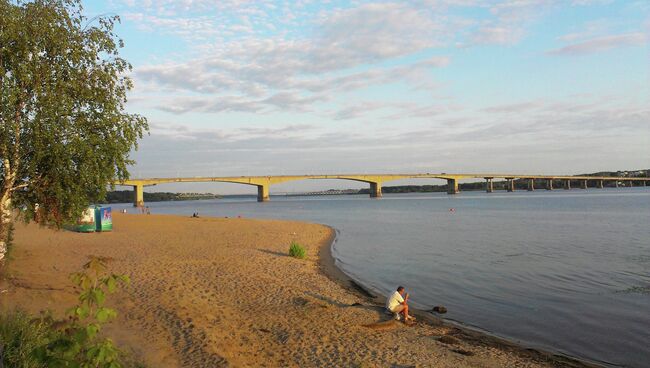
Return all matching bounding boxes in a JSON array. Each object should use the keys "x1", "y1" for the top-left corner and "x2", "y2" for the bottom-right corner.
[
  {"x1": 451, "y1": 348, "x2": 474, "y2": 356},
  {"x1": 432, "y1": 305, "x2": 447, "y2": 314},
  {"x1": 438, "y1": 335, "x2": 460, "y2": 345}
]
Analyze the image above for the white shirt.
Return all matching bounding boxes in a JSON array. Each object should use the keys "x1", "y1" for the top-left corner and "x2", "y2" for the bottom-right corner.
[{"x1": 386, "y1": 291, "x2": 405, "y2": 311}]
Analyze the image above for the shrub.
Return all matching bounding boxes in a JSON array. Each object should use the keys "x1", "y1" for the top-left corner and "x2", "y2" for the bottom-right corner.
[
  {"x1": 288, "y1": 242, "x2": 306, "y2": 259},
  {"x1": 0, "y1": 256, "x2": 142, "y2": 368}
]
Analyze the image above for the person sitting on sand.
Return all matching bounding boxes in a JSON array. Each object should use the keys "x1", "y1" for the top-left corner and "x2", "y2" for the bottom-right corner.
[{"x1": 386, "y1": 286, "x2": 415, "y2": 321}]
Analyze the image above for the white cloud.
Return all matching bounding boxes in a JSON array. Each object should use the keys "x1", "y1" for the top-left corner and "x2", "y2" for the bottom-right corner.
[
  {"x1": 470, "y1": 25, "x2": 525, "y2": 45},
  {"x1": 547, "y1": 32, "x2": 647, "y2": 55}
]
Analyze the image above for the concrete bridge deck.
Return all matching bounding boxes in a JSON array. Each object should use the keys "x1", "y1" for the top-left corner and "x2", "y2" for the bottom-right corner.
[{"x1": 115, "y1": 173, "x2": 650, "y2": 207}]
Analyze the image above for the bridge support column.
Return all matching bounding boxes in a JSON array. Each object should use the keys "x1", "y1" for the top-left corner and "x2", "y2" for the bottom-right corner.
[
  {"x1": 628, "y1": 181, "x2": 633, "y2": 188},
  {"x1": 369, "y1": 182, "x2": 382, "y2": 198},
  {"x1": 485, "y1": 178, "x2": 493, "y2": 193},
  {"x1": 546, "y1": 179, "x2": 553, "y2": 190},
  {"x1": 447, "y1": 179, "x2": 459, "y2": 195},
  {"x1": 615, "y1": 181, "x2": 619, "y2": 188},
  {"x1": 581, "y1": 180, "x2": 588, "y2": 189},
  {"x1": 527, "y1": 179, "x2": 535, "y2": 191},
  {"x1": 506, "y1": 179, "x2": 515, "y2": 192},
  {"x1": 257, "y1": 184, "x2": 270, "y2": 202},
  {"x1": 598, "y1": 180, "x2": 604, "y2": 189},
  {"x1": 564, "y1": 180, "x2": 571, "y2": 190},
  {"x1": 133, "y1": 184, "x2": 144, "y2": 207}
]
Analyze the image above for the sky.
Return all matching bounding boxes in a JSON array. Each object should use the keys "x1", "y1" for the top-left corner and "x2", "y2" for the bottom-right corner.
[{"x1": 84, "y1": 0, "x2": 649, "y2": 194}]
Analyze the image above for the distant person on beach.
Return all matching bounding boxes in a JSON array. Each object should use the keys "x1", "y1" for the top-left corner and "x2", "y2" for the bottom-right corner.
[{"x1": 386, "y1": 286, "x2": 415, "y2": 322}]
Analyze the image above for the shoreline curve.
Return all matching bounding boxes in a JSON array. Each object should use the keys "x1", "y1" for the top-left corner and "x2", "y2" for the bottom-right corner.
[{"x1": 317, "y1": 225, "x2": 604, "y2": 368}]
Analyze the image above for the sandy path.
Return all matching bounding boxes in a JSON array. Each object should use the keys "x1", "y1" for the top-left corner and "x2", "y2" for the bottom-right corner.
[{"x1": 1, "y1": 213, "x2": 588, "y2": 367}]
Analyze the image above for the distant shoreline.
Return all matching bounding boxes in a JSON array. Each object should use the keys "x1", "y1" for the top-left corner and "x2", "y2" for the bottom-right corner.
[{"x1": 104, "y1": 190, "x2": 221, "y2": 204}]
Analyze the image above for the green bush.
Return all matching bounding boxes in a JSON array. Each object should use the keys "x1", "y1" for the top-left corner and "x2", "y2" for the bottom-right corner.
[
  {"x1": 288, "y1": 242, "x2": 306, "y2": 259},
  {"x1": 0, "y1": 257, "x2": 143, "y2": 368}
]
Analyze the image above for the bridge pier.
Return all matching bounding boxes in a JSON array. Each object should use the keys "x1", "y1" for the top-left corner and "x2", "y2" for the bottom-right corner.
[
  {"x1": 485, "y1": 178, "x2": 493, "y2": 193},
  {"x1": 257, "y1": 184, "x2": 270, "y2": 202},
  {"x1": 506, "y1": 178, "x2": 515, "y2": 192},
  {"x1": 447, "y1": 179, "x2": 459, "y2": 194},
  {"x1": 527, "y1": 179, "x2": 535, "y2": 191},
  {"x1": 564, "y1": 180, "x2": 571, "y2": 190},
  {"x1": 628, "y1": 180, "x2": 633, "y2": 188},
  {"x1": 133, "y1": 184, "x2": 144, "y2": 207},
  {"x1": 580, "y1": 180, "x2": 588, "y2": 189},
  {"x1": 546, "y1": 179, "x2": 553, "y2": 190},
  {"x1": 598, "y1": 180, "x2": 604, "y2": 189},
  {"x1": 369, "y1": 182, "x2": 382, "y2": 198}
]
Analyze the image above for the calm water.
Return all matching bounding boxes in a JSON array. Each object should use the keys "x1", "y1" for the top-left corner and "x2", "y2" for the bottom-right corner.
[{"x1": 111, "y1": 189, "x2": 650, "y2": 367}]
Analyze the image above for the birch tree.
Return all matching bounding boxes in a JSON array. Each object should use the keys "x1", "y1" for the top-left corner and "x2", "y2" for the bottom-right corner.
[{"x1": 0, "y1": 0, "x2": 147, "y2": 262}]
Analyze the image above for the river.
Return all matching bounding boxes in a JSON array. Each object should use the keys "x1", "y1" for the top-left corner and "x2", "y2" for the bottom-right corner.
[{"x1": 110, "y1": 188, "x2": 650, "y2": 367}]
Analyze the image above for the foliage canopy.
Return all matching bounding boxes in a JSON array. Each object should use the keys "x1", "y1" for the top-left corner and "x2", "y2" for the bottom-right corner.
[{"x1": 0, "y1": 0, "x2": 147, "y2": 259}]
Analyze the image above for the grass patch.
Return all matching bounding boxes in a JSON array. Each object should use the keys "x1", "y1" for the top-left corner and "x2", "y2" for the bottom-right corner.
[
  {"x1": 0, "y1": 310, "x2": 53, "y2": 368},
  {"x1": 288, "y1": 241, "x2": 306, "y2": 259}
]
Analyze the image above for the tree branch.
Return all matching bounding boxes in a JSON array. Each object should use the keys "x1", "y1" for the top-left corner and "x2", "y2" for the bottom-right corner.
[{"x1": 11, "y1": 183, "x2": 28, "y2": 191}]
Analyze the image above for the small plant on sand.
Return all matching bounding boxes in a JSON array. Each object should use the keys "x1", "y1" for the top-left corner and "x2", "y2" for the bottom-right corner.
[
  {"x1": 288, "y1": 241, "x2": 307, "y2": 259},
  {"x1": 40, "y1": 256, "x2": 130, "y2": 367},
  {"x1": 0, "y1": 256, "x2": 139, "y2": 368}
]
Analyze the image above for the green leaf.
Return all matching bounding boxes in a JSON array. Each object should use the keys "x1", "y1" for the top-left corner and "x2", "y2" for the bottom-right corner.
[
  {"x1": 92, "y1": 288, "x2": 106, "y2": 305},
  {"x1": 106, "y1": 276, "x2": 116, "y2": 293},
  {"x1": 95, "y1": 307, "x2": 116, "y2": 323},
  {"x1": 120, "y1": 275, "x2": 131, "y2": 285},
  {"x1": 75, "y1": 305, "x2": 90, "y2": 319},
  {"x1": 86, "y1": 323, "x2": 100, "y2": 339}
]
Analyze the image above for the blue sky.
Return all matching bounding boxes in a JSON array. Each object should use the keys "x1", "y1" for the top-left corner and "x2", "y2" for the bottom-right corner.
[{"x1": 84, "y1": 0, "x2": 649, "y2": 194}]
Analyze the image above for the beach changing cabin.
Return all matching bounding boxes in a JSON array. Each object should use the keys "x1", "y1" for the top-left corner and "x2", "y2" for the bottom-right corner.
[
  {"x1": 68, "y1": 206, "x2": 97, "y2": 232},
  {"x1": 67, "y1": 205, "x2": 112, "y2": 232},
  {"x1": 95, "y1": 206, "x2": 112, "y2": 232}
]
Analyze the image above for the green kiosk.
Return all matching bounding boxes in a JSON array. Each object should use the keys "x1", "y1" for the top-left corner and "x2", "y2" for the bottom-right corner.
[{"x1": 68, "y1": 205, "x2": 112, "y2": 232}]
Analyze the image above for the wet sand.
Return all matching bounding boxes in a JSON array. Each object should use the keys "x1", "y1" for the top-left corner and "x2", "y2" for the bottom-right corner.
[{"x1": 1, "y1": 213, "x2": 597, "y2": 367}]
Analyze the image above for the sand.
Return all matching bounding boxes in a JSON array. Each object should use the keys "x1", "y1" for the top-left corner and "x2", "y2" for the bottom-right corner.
[{"x1": 1, "y1": 213, "x2": 596, "y2": 367}]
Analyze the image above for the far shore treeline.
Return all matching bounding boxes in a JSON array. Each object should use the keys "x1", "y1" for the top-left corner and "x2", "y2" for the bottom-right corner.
[
  {"x1": 105, "y1": 191, "x2": 220, "y2": 204},
  {"x1": 371, "y1": 169, "x2": 649, "y2": 194}
]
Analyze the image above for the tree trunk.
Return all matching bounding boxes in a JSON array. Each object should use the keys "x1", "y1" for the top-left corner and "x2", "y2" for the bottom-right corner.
[
  {"x1": 0, "y1": 189, "x2": 11, "y2": 262},
  {"x1": 0, "y1": 158, "x2": 15, "y2": 263}
]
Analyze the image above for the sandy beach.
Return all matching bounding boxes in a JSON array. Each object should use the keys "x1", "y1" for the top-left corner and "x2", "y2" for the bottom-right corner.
[{"x1": 1, "y1": 213, "x2": 596, "y2": 367}]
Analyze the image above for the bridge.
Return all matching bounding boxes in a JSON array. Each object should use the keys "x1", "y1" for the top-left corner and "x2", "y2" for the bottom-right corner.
[{"x1": 115, "y1": 173, "x2": 650, "y2": 207}]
